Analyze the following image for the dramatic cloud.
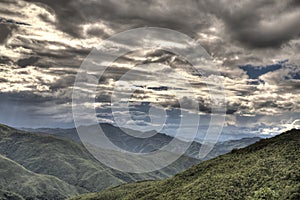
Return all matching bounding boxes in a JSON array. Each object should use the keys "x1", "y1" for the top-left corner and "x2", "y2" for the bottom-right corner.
[{"x1": 0, "y1": 0, "x2": 299, "y2": 138}]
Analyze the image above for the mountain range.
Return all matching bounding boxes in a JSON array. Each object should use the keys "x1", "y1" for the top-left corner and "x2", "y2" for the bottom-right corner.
[
  {"x1": 22, "y1": 123, "x2": 261, "y2": 159},
  {"x1": 0, "y1": 123, "x2": 262, "y2": 199}
]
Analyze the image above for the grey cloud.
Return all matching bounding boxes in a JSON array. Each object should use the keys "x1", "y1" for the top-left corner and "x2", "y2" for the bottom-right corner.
[
  {"x1": 24, "y1": 0, "x2": 210, "y2": 38},
  {"x1": 24, "y1": 0, "x2": 81, "y2": 37},
  {"x1": 203, "y1": 0, "x2": 300, "y2": 48},
  {"x1": 0, "y1": 17, "x2": 30, "y2": 26},
  {"x1": 227, "y1": 12, "x2": 300, "y2": 48},
  {"x1": 0, "y1": 93, "x2": 74, "y2": 128},
  {"x1": 0, "y1": 77, "x2": 8, "y2": 83},
  {"x1": 0, "y1": 90, "x2": 73, "y2": 111},
  {"x1": 8, "y1": 35, "x2": 90, "y2": 69},
  {"x1": 0, "y1": 56, "x2": 13, "y2": 65},
  {"x1": 0, "y1": 23, "x2": 16, "y2": 44},
  {"x1": 85, "y1": 26, "x2": 111, "y2": 38},
  {"x1": 1, "y1": 0, "x2": 299, "y2": 130},
  {"x1": 17, "y1": 56, "x2": 39, "y2": 68},
  {"x1": 96, "y1": 93, "x2": 112, "y2": 103},
  {"x1": 11, "y1": 36, "x2": 90, "y2": 58},
  {"x1": 49, "y1": 75, "x2": 75, "y2": 91},
  {"x1": 24, "y1": 0, "x2": 300, "y2": 49},
  {"x1": 22, "y1": 0, "x2": 300, "y2": 77},
  {"x1": 0, "y1": 91, "x2": 52, "y2": 104}
]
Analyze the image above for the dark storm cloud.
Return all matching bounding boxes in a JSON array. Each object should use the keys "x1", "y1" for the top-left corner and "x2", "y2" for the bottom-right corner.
[
  {"x1": 0, "y1": 56, "x2": 13, "y2": 65},
  {"x1": 24, "y1": 0, "x2": 80, "y2": 37},
  {"x1": 193, "y1": 0, "x2": 300, "y2": 49},
  {"x1": 0, "y1": 77, "x2": 8, "y2": 83},
  {"x1": 24, "y1": 0, "x2": 300, "y2": 49},
  {"x1": 49, "y1": 75, "x2": 75, "y2": 91},
  {"x1": 85, "y1": 26, "x2": 111, "y2": 38},
  {"x1": 255, "y1": 100, "x2": 293, "y2": 111},
  {"x1": 24, "y1": 0, "x2": 210, "y2": 38},
  {"x1": 96, "y1": 92, "x2": 112, "y2": 103},
  {"x1": 0, "y1": 23, "x2": 16, "y2": 44},
  {"x1": 10, "y1": 36, "x2": 90, "y2": 59},
  {"x1": 96, "y1": 50, "x2": 181, "y2": 84},
  {"x1": 0, "y1": 17, "x2": 30, "y2": 26},
  {"x1": 17, "y1": 56, "x2": 39, "y2": 68},
  {"x1": 147, "y1": 86, "x2": 168, "y2": 91},
  {"x1": 214, "y1": 1, "x2": 300, "y2": 48},
  {"x1": 98, "y1": 67, "x2": 147, "y2": 84},
  {"x1": 7, "y1": 35, "x2": 91, "y2": 71}
]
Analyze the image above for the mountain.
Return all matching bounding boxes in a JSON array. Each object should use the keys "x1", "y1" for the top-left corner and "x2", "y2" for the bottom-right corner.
[
  {"x1": 0, "y1": 154, "x2": 79, "y2": 200},
  {"x1": 22, "y1": 123, "x2": 261, "y2": 159},
  {"x1": 0, "y1": 123, "x2": 262, "y2": 199},
  {"x1": 0, "y1": 124, "x2": 128, "y2": 193},
  {"x1": 21, "y1": 127, "x2": 81, "y2": 142},
  {"x1": 210, "y1": 137, "x2": 263, "y2": 159},
  {"x1": 71, "y1": 129, "x2": 300, "y2": 200},
  {"x1": 0, "y1": 123, "x2": 198, "y2": 199}
]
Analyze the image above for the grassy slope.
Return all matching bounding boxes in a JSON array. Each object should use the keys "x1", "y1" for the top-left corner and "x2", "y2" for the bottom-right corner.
[
  {"x1": 0, "y1": 154, "x2": 79, "y2": 200},
  {"x1": 71, "y1": 129, "x2": 300, "y2": 200},
  {"x1": 0, "y1": 189, "x2": 24, "y2": 200}
]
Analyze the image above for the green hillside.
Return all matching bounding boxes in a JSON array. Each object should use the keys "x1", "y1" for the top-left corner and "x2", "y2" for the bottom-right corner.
[
  {"x1": 71, "y1": 129, "x2": 300, "y2": 200},
  {"x1": 0, "y1": 189, "x2": 24, "y2": 200},
  {"x1": 0, "y1": 154, "x2": 79, "y2": 199}
]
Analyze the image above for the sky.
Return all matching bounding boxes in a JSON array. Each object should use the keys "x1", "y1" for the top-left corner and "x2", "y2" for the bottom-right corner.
[{"x1": 0, "y1": 0, "x2": 299, "y2": 140}]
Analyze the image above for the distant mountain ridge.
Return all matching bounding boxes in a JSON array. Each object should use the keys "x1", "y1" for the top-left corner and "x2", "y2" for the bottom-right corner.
[{"x1": 22, "y1": 123, "x2": 261, "y2": 159}]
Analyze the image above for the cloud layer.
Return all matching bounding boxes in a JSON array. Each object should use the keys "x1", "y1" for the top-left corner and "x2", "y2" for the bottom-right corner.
[{"x1": 0, "y1": 0, "x2": 299, "y2": 138}]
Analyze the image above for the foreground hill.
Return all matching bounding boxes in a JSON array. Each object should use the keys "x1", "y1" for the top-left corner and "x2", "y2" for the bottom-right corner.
[
  {"x1": 0, "y1": 124, "x2": 128, "y2": 193},
  {"x1": 0, "y1": 154, "x2": 79, "y2": 199},
  {"x1": 71, "y1": 129, "x2": 300, "y2": 200}
]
